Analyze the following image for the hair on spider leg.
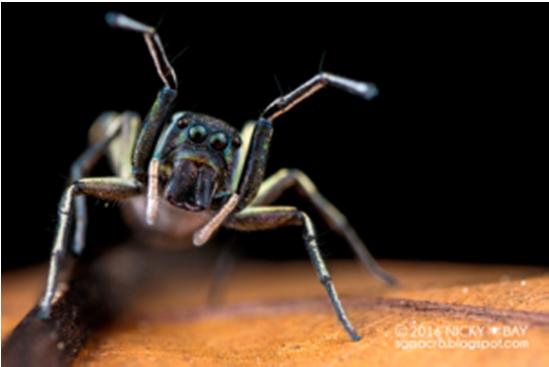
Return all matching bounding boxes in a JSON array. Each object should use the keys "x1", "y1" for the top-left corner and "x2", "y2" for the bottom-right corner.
[
  {"x1": 313, "y1": 230, "x2": 336, "y2": 256},
  {"x1": 312, "y1": 227, "x2": 332, "y2": 242},
  {"x1": 273, "y1": 74, "x2": 285, "y2": 96},
  {"x1": 83, "y1": 194, "x2": 123, "y2": 210},
  {"x1": 155, "y1": 12, "x2": 167, "y2": 31},
  {"x1": 318, "y1": 50, "x2": 328, "y2": 73},
  {"x1": 169, "y1": 45, "x2": 190, "y2": 65}
]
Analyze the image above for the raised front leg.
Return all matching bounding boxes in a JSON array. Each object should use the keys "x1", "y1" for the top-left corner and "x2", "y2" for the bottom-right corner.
[
  {"x1": 38, "y1": 178, "x2": 142, "y2": 319},
  {"x1": 261, "y1": 72, "x2": 378, "y2": 122},
  {"x1": 106, "y1": 13, "x2": 178, "y2": 182},
  {"x1": 236, "y1": 72, "x2": 378, "y2": 207},
  {"x1": 235, "y1": 119, "x2": 274, "y2": 209},
  {"x1": 225, "y1": 206, "x2": 361, "y2": 341},
  {"x1": 252, "y1": 169, "x2": 397, "y2": 286}
]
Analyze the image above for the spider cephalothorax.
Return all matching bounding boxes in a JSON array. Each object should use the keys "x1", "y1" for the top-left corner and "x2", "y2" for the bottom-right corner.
[
  {"x1": 38, "y1": 13, "x2": 397, "y2": 344},
  {"x1": 150, "y1": 112, "x2": 242, "y2": 213}
]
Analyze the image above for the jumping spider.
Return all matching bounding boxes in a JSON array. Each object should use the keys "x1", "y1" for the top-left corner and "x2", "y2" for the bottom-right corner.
[{"x1": 38, "y1": 13, "x2": 397, "y2": 342}]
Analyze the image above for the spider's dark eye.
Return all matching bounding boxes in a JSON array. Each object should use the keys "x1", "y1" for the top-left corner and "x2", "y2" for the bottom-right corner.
[
  {"x1": 188, "y1": 124, "x2": 207, "y2": 143},
  {"x1": 177, "y1": 117, "x2": 190, "y2": 128},
  {"x1": 210, "y1": 132, "x2": 228, "y2": 150},
  {"x1": 232, "y1": 136, "x2": 242, "y2": 148}
]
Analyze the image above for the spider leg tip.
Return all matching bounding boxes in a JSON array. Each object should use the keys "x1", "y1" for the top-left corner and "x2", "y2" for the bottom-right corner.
[
  {"x1": 105, "y1": 12, "x2": 121, "y2": 27},
  {"x1": 364, "y1": 83, "x2": 379, "y2": 100}
]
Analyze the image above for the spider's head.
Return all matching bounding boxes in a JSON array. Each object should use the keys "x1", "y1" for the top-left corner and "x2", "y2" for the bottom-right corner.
[{"x1": 151, "y1": 112, "x2": 242, "y2": 213}]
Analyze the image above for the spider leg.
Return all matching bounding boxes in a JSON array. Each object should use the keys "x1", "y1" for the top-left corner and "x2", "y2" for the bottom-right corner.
[
  {"x1": 38, "y1": 178, "x2": 142, "y2": 319},
  {"x1": 106, "y1": 12, "x2": 178, "y2": 182},
  {"x1": 106, "y1": 12, "x2": 177, "y2": 90},
  {"x1": 261, "y1": 72, "x2": 378, "y2": 122},
  {"x1": 231, "y1": 121, "x2": 255, "y2": 193},
  {"x1": 89, "y1": 112, "x2": 142, "y2": 180},
  {"x1": 225, "y1": 206, "x2": 361, "y2": 341},
  {"x1": 251, "y1": 169, "x2": 397, "y2": 287},
  {"x1": 71, "y1": 112, "x2": 141, "y2": 254},
  {"x1": 235, "y1": 119, "x2": 274, "y2": 208},
  {"x1": 236, "y1": 73, "x2": 377, "y2": 207}
]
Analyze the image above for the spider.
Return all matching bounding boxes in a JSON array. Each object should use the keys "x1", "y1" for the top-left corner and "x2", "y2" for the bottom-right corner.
[{"x1": 38, "y1": 13, "x2": 397, "y2": 342}]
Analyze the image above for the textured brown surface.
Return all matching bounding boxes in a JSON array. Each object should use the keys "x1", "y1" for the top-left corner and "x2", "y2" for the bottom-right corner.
[{"x1": 3, "y1": 260, "x2": 549, "y2": 366}]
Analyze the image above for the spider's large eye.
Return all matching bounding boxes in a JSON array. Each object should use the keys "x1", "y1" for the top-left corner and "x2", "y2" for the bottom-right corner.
[
  {"x1": 188, "y1": 124, "x2": 207, "y2": 143},
  {"x1": 210, "y1": 132, "x2": 228, "y2": 150}
]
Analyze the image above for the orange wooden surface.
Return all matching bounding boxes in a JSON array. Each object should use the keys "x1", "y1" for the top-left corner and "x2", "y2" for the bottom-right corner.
[{"x1": 3, "y1": 260, "x2": 548, "y2": 366}]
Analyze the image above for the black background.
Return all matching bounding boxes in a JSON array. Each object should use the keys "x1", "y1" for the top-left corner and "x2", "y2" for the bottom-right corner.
[{"x1": 2, "y1": 3, "x2": 547, "y2": 269}]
